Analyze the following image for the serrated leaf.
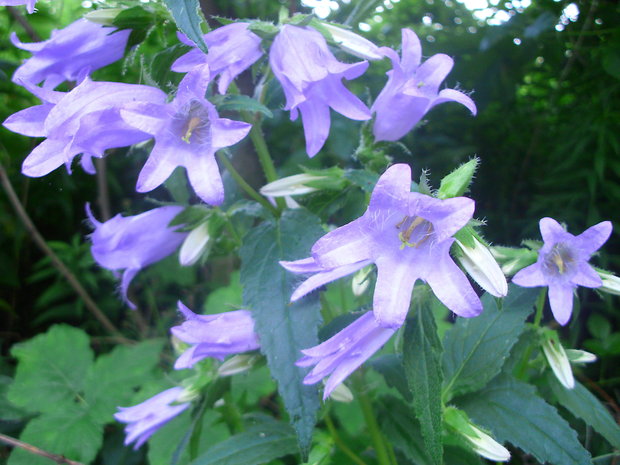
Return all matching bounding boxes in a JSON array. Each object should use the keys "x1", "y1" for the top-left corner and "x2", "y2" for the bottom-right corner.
[
  {"x1": 457, "y1": 375, "x2": 592, "y2": 465},
  {"x1": 438, "y1": 158, "x2": 479, "y2": 199},
  {"x1": 212, "y1": 94, "x2": 273, "y2": 118},
  {"x1": 240, "y1": 209, "x2": 324, "y2": 458},
  {"x1": 8, "y1": 405, "x2": 102, "y2": 465},
  {"x1": 8, "y1": 325, "x2": 93, "y2": 414},
  {"x1": 403, "y1": 300, "x2": 443, "y2": 465},
  {"x1": 344, "y1": 169, "x2": 379, "y2": 193},
  {"x1": 546, "y1": 374, "x2": 620, "y2": 450},
  {"x1": 85, "y1": 339, "x2": 165, "y2": 423},
  {"x1": 369, "y1": 354, "x2": 412, "y2": 402},
  {"x1": 190, "y1": 420, "x2": 298, "y2": 465},
  {"x1": 162, "y1": 0, "x2": 208, "y2": 54},
  {"x1": 442, "y1": 285, "x2": 537, "y2": 400}
]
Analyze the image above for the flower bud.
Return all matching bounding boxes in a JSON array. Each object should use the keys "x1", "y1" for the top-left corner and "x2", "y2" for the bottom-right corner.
[
  {"x1": 326, "y1": 382, "x2": 354, "y2": 403},
  {"x1": 320, "y1": 23, "x2": 383, "y2": 61},
  {"x1": 217, "y1": 354, "x2": 258, "y2": 377},
  {"x1": 179, "y1": 222, "x2": 210, "y2": 266},
  {"x1": 352, "y1": 266, "x2": 372, "y2": 296},
  {"x1": 260, "y1": 173, "x2": 326, "y2": 197},
  {"x1": 542, "y1": 330, "x2": 574, "y2": 389},
  {"x1": 566, "y1": 349, "x2": 597, "y2": 364},
  {"x1": 597, "y1": 270, "x2": 620, "y2": 296},
  {"x1": 456, "y1": 238, "x2": 508, "y2": 297},
  {"x1": 84, "y1": 8, "x2": 123, "y2": 25}
]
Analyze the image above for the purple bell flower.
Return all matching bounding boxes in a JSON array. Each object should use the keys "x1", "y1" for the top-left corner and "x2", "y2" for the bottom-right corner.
[
  {"x1": 0, "y1": 0, "x2": 37, "y2": 14},
  {"x1": 297, "y1": 312, "x2": 396, "y2": 399},
  {"x1": 114, "y1": 387, "x2": 190, "y2": 449},
  {"x1": 87, "y1": 205, "x2": 188, "y2": 309},
  {"x1": 171, "y1": 302, "x2": 260, "y2": 370},
  {"x1": 11, "y1": 18, "x2": 130, "y2": 89},
  {"x1": 2, "y1": 77, "x2": 166, "y2": 177},
  {"x1": 269, "y1": 24, "x2": 371, "y2": 157},
  {"x1": 512, "y1": 217, "x2": 612, "y2": 325},
  {"x1": 281, "y1": 163, "x2": 482, "y2": 329},
  {"x1": 171, "y1": 22, "x2": 263, "y2": 94},
  {"x1": 121, "y1": 66, "x2": 251, "y2": 205},
  {"x1": 371, "y1": 28, "x2": 477, "y2": 142}
]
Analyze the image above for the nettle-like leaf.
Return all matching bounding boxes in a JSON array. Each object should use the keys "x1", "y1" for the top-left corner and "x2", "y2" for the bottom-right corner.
[
  {"x1": 457, "y1": 375, "x2": 592, "y2": 465},
  {"x1": 240, "y1": 209, "x2": 325, "y2": 458},
  {"x1": 162, "y1": 0, "x2": 209, "y2": 54},
  {"x1": 403, "y1": 298, "x2": 444, "y2": 465},
  {"x1": 442, "y1": 285, "x2": 537, "y2": 400}
]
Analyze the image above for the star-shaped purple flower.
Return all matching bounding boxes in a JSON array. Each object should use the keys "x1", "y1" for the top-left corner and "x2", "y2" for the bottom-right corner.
[
  {"x1": 269, "y1": 24, "x2": 371, "y2": 157},
  {"x1": 121, "y1": 66, "x2": 251, "y2": 205},
  {"x1": 87, "y1": 205, "x2": 188, "y2": 309},
  {"x1": 371, "y1": 28, "x2": 477, "y2": 142},
  {"x1": 0, "y1": 0, "x2": 37, "y2": 14},
  {"x1": 297, "y1": 312, "x2": 395, "y2": 399},
  {"x1": 512, "y1": 217, "x2": 612, "y2": 325},
  {"x1": 171, "y1": 302, "x2": 259, "y2": 370},
  {"x1": 11, "y1": 18, "x2": 130, "y2": 89},
  {"x1": 114, "y1": 387, "x2": 190, "y2": 450},
  {"x1": 171, "y1": 22, "x2": 263, "y2": 94},
  {"x1": 281, "y1": 163, "x2": 482, "y2": 329}
]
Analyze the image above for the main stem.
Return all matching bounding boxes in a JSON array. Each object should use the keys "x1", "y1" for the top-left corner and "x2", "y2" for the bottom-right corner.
[{"x1": 515, "y1": 288, "x2": 547, "y2": 379}]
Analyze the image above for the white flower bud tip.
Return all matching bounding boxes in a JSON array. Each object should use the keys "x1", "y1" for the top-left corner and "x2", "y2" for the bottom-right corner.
[
  {"x1": 260, "y1": 173, "x2": 326, "y2": 197},
  {"x1": 179, "y1": 222, "x2": 210, "y2": 266},
  {"x1": 598, "y1": 270, "x2": 620, "y2": 296},
  {"x1": 456, "y1": 238, "x2": 508, "y2": 297},
  {"x1": 217, "y1": 354, "x2": 258, "y2": 377},
  {"x1": 466, "y1": 424, "x2": 511, "y2": 462},
  {"x1": 565, "y1": 349, "x2": 597, "y2": 364},
  {"x1": 321, "y1": 22, "x2": 383, "y2": 61},
  {"x1": 326, "y1": 381, "x2": 354, "y2": 403},
  {"x1": 542, "y1": 332, "x2": 574, "y2": 389}
]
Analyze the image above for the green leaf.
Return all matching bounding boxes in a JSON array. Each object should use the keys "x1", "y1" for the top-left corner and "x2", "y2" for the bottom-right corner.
[
  {"x1": 85, "y1": 339, "x2": 165, "y2": 423},
  {"x1": 545, "y1": 374, "x2": 620, "y2": 450},
  {"x1": 240, "y1": 209, "x2": 324, "y2": 458},
  {"x1": 442, "y1": 285, "x2": 537, "y2": 400},
  {"x1": 457, "y1": 375, "x2": 592, "y2": 465},
  {"x1": 8, "y1": 405, "x2": 102, "y2": 465},
  {"x1": 162, "y1": 0, "x2": 208, "y2": 54},
  {"x1": 438, "y1": 158, "x2": 479, "y2": 199},
  {"x1": 344, "y1": 169, "x2": 379, "y2": 193},
  {"x1": 403, "y1": 298, "x2": 444, "y2": 465},
  {"x1": 369, "y1": 354, "x2": 412, "y2": 402},
  {"x1": 204, "y1": 270, "x2": 243, "y2": 314},
  {"x1": 8, "y1": 325, "x2": 93, "y2": 414},
  {"x1": 212, "y1": 94, "x2": 273, "y2": 118},
  {"x1": 190, "y1": 420, "x2": 298, "y2": 465}
]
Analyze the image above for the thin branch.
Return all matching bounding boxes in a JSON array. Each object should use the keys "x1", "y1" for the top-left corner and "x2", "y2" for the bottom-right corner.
[
  {"x1": 0, "y1": 165, "x2": 131, "y2": 345},
  {"x1": 6, "y1": 6, "x2": 41, "y2": 41},
  {"x1": 0, "y1": 433, "x2": 84, "y2": 465},
  {"x1": 94, "y1": 158, "x2": 111, "y2": 222}
]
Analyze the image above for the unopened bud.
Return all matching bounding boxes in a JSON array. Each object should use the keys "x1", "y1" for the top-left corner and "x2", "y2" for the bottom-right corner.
[
  {"x1": 542, "y1": 330, "x2": 574, "y2": 389},
  {"x1": 597, "y1": 270, "x2": 620, "y2": 296},
  {"x1": 326, "y1": 382, "x2": 354, "y2": 403},
  {"x1": 321, "y1": 23, "x2": 383, "y2": 61},
  {"x1": 456, "y1": 238, "x2": 507, "y2": 297},
  {"x1": 179, "y1": 222, "x2": 210, "y2": 266},
  {"x1": 84, "y1": 8, "x2": 123, "y2": 25},
  {"x1": 217, "y1": 354, "x2": 258, "y2": 377},
  {"x1": 260, "y1": 173, "x2": 326, "y2": 197},
  {"x1": 565, "y1": 349, "x2": 597, "y2": 364}
]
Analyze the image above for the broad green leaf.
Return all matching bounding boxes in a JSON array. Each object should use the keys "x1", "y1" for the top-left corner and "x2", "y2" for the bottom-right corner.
[
  {"x1": 438, "y1": 158, "x2": 479, "y2": 199},
  {"x1": 240, "y1": 209, "x2": 324, "y2": 457},
  {"x1": 0, "y1": 375, "x2": 28, "y2": 422},
  {"x1": 85, "y1": 339, "x2": 165, "y2": 423},
  {"x1": 162, "y1": 0, "x2": 208, "y2": 54},
  {"x1": 442, "y1": 286, "x2": 537, "y2": 400},
  {"x1": 212, "y1": 94, "x2": 273, "y2": 118},
  {"x1": 457, "y1": 375, "x2": 592, "y2": 465},
  {"x1": 369, "y1": 354, "x2": 412, "y2": 402},
  {"x1": 546, "y1": 374, "x2": 620, "y2": 450},
  {"x1": 190, "y1": 420, "x2": 298, "y2": 465},
  {"x1": 403, "y1": 300, "x2": 444, "y2": 465},
  {"x1": 8, "y1": 405, "x2": 102, "y2": 465},
  {"x1": 8, "y1": 325, "x2": 93, "y2": 414},
  {"x1": 204, "y1": 270, "x2": 243, "y2": 314}
]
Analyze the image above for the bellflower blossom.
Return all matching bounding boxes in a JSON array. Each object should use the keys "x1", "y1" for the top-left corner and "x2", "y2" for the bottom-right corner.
[
  {"x1": 0, "y1": 0, "x2": 36, "y2": 14},
  {"x1": 114, "y1": 387, "x2": 190, "y2": 449},
  {"x1": 512, "y1": 217, "x2": 612, "y2": 325},
  {"x1": 11, "y1": 19, "x2": 130, "y2": 89},
  {"x1": 281, "y1": 164, "x2": 482, "y2": 329},
  {"x1": 2, "y1": 78, "x2": 166, "y2": 177},
  {"x1": 171, "y1": 302, "x2": 260, "y2": 370},
  {"x1": 269, "y1": 25, "x2": 371, "y2": 157},
  {"x1": 371, "y1": 28, "x2": 477, "y2": 142},
  {"x1": 297, "y1": 312, "x2": 396, "y2": 398},
  {"x1": 121, "y1": 66, "x2": 251, "y2": 205},
  {"x1": 87, "y1": 205, "x2": 187, "y2": 309},
  {"x1": 171, "y1": 22, "x2": 263, "y2": 94}
]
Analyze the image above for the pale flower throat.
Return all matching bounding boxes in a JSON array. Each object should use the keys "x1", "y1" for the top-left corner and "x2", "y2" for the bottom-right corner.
[
  {"x1": 396, "y1": 216, "x2": 434, "y2": 249},
  {"x1": 174, "y1": 100, "x2": 211, "y2": 145},
  {"x1": 543, "y1": 243, "x2": 574, "y2": 275}
]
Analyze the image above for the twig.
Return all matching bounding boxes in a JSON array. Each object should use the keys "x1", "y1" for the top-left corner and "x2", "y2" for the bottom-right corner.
[
  {"x1": 94, "y1": 158, "x2": 111, "y2": 222},
  {"x1": 0, "y1": 164, "x2": 131, "y2": 345},
  {"x1": 0, "y1": 433, "x2": 84, "y2": 465},
  {"x1": 6, "y1": 6, "x2": 41, "y2": 42}
]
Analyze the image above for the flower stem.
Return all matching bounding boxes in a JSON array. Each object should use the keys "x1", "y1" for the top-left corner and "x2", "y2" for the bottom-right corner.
[
  {"x1": 221, "y1": 391, "x2": 244, "y2": 434},
  {"x1": 324, "y1": 413, "x2": 368, "y2": 465},
  {"x1": 216, "y1": 151, "x2": 278, "y2": 216},
  {"x1": 515, "y1": 288, "x2": 548, "y2": 380},
  {"x1": 354, "y1": 374, "x2": 394, "y2": 465},
  {"x1": 532, "y1": 287, "x2": 547, "y2": 328}
]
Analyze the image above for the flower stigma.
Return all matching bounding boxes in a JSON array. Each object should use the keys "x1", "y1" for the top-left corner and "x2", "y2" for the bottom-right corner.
[
  {"x1": 175, "y1": 100, "x2": 210, "y2": 144},
  {"x1": 544, "y1": 243, "x2": 573, "y2": 275},
  {"x1": 396, "y1": 215, "x2": 434, "y2": 249}
]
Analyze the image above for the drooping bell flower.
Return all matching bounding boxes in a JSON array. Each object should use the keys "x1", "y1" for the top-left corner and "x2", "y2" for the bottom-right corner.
[
  {"x1": 11, "y1": 18, "x2": 130, "y2": 89},
  {"x1": 281, "y1": 163, "x2": 482, "y2": 329},
  {"x1": 2, "y1": 78, "x2": 166, "y2": 177},
  {"x1": 372, "y1": 28, "x2": 476, "y2": 142},
  {"x1": 121, "y1": 65, "x2": 251, "y2": 205},
  {"x1": 114, "y1": 387, "x2": 190, "y2": 449},
  {"x1": 171, "y1": 302, "x2": 260, "y2": 370},
  {"x1": 171, "y1": 22, "x2": 263, "y2": 94},
  {"x1": 512, "y1": 217, "x2": 612, "y2": 325},
  {"x1": 0, "y1": 0, "x2": 37, "y2": 14},
  {"x1": 269, "y1": 24, "x2": 371, "y2": 157},
  {"x1": 87, "y1": 205, "x2": 187, "y2": 309}
]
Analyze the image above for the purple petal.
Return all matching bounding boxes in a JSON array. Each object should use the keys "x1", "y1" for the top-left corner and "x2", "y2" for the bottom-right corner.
[
  {"x1": 373, "y1": 254, "x2": 417, "y2": 328},
  {"x1": 290, "y1": 260, "x2": 371, "y2": 302},
  {"x1": 408, "y1": 194, "x2": 474, "y2": 242},
  {"x1": 171, "y1": 49, "x2": 206, "y2": 72},
  {"x1": 120, "y1": 104, "x2": 168, "y2": 135},
  {"x1": 548, "y1": 284, "x2": 574, "y2": 326},
  {"x1": 412, "y1": 53, "x2": 454, "y2": 93},
  {"x1": 280, "y1": 257, "x2": 323, "y2": 273},
  {"x1": 372, "y1": 93, "x2": 428, "y2": 142},
  {"x1": 10, "y1": 31, "x2": 46, "y2": 52},
  {"x1": 319, "y1": 78, "x2": 371, "y2": 121},
  {"x1": 368, "y1": 163, "x2": 412, "y2": 212},
  {"x1": 539, "y1": 217, "x2": 570, "y2": 245},
  {"x1": 573, "y1": 221, "x2": 612, "y2": 258},
  {"x1": 571, "y1": 262, "x2": 603, "y2": 288},
  {"x1": 136, "y1": 139, "x2": 178, "y2": 193},
  {"x1": 431, "y1": 88, "x2": 477, "y2": 116},
  {"x1": 2, "y1": 103, "x2": 53, "y2": 137},
  {"x1": 512, "y1": 262, "x2": 546, "y2": 287},
  {"x1": 400, "y1": 28, "x2": 422, "y2": 74},
  {"x1": 21, "y1": 138, "x2": 72, "y2": 177},
  {"x1": 311, "y1": 219, "x2": 373, "y2": 269},
  {"x1": 211, "y1": 118, "x2": 252, "y2": 150},
  {"x1": 298, "y1": 100, "x2": 331, "y2": 157},
  {"x1": 121, "y1": 268, "x2": 139, "y2": 310},
  {"x1": 186, "y1": 151, "x2": 224, "y2": 205}
]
